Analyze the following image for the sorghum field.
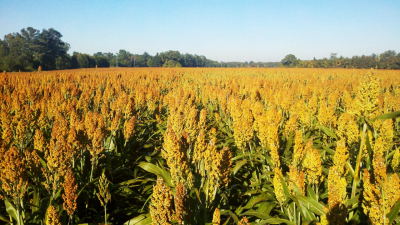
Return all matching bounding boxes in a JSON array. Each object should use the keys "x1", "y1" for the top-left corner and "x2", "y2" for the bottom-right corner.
[{"x1": 1, "y1": 68, "x2": 400, "y2": 225}]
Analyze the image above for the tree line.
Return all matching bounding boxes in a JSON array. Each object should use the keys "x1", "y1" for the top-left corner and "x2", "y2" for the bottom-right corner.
[
  {"x1": 0, "y1": 27, "x2": 279, "y2": 71},
  {"x1": 1, "y1": 27, "x2": 399, "y2": 71},
  {"x1": 281, "y1": 51, "x2": 400, "y2": 69}
]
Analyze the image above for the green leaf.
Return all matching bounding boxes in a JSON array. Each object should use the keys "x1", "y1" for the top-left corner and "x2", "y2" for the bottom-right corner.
[
  {"x1": 295, "y1": 195, "x2": 326, "y2": 216},
  {"x1": 232, "y1": 159, "x2": 247, "y2": 175},
  {"x1": 256, "y1": 202, "x2": 277, "y2": 215},
  {"x1": 370, "y1": 110, "x2": 400, "y2": 122},
  {"x1": 317, "y1": 125, "x2": 337, "y2": 139},
  {"x1": 322, "y1": 145, "x2": 335, "y2": 155},
  {"x1": 387, "y1": 198, "x2": 400, "y2": 225},
  {"x1": 32, "y1": 187, "x2": 40, "y2": 213},
  {"x1": 240, "y1": 210, "x2": 270, "y2": 220},
  {"x1": 284, "y1": 130, "x2": 294, "y2": 157},
  {"x1": 138, "y1": 162, "x2": 173, "y2": 187},
  {"x1": 306, "y1": 185, "x2": 317, "y2": 201},
  {"x1": 5, "y1": 199, "x2": 17, "y2": 221},
  {"x1": 242, "y1": 193, "x2": 270, "y2": 209},
  {"x1": 124, "y1": 214, "x2": 152, "y2": 225},
  {"x1": 220, "y1": 209, "x2": 239, "y2": 223}
]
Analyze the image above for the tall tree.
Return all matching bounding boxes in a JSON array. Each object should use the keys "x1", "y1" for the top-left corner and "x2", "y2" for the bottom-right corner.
[{"x1": 35, "y1": 28, "x2": 70, "y2": 70}]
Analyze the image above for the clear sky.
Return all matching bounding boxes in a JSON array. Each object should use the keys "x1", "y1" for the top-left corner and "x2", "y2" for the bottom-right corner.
[{"x1": 0, "y1": 0, "x2": 399, "y2": 62}]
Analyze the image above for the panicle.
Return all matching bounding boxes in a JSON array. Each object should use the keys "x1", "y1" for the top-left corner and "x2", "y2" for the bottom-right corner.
[
  {"x1": 354, "y1": 69, "x2": 380, "y2": 118},
  {"x1": 238, "y1": 216, "x2": 251, "y2": 225},
  {"x1": 337, "y1": 112, "x2": 359, "y2": 146},
  {"x1": 162, "y1": 127, "x2": 193, "y2": 188},
  {"x1": 0, "y1": 146, "x2": 28, "y2": 200},
  {"x1": 273, "y1": 167, "x2": 286, "y2": 206},
  {"x1": 184, "y1": 106, "x2": 198, "y2": 143},
  {"x1": 150, "y1": 178, "x2": 174, "y2": 225},
  {"x1": 212, "y1": 208, "x2": 220, "y2": 225},
  {"x1": 193, "y1": 130, "x2": 207, "y2": 165},
  {"x1": 317, "y1": 101, "x2": 337, "y2": 128},
  {"x1": 34, "y1": 129, "x2": 46, "y2": 152},
  {"x1": 174, "y1": 182, "x2": 189, "y2": 224},
  {"x1": 293, "y1": 130, "x2": 305, "y2": 167},
  {"x1": 284, "y1": 115, "x2": 297, "y2": 137},
  {"x1": 62, "y1": 168, "x2": 78, "y2": 217},
  {"x1": 303, "y1": 140, "x2": 322, "y2": 185},
  {"x1": 373, "y1": 137, "x2": 386, "y2": 185},
  {"x1": 287, "y1": 165, "x2": 305, "y2": 195},
  {"x1": 96, "y1": 173, "x2": 111, "y2": 207},
  {"x1": 333, "y1": 139, "x2": 348, "y2": 174},
  {"x1": 46, "y1": 205, "x2": 61, "y2": 225},
  {"x1": 124, "y1": 116, "x2": 136, "y2": 141}
]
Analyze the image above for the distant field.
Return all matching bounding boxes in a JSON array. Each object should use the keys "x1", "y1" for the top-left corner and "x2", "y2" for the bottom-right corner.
[{"x1": 1, "y1": 68, "x2": 400, "y2": 225}]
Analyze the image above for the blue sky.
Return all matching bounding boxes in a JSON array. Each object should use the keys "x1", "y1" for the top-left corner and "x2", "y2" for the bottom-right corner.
[{"x1": 0, "y1": 0, "x2": 399, "y2": 62}]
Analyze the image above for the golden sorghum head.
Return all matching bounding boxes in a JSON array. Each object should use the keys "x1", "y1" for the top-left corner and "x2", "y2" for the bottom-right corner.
[
  {"x1": 34, "y1": 129, "x2": 46, "y2": 152},
  {"x1": 198, "y1": 108, "x2": 207, "y2": 131},
  {"x1": 0, "y1": 146, "x2": 28, "y2": 200},
  {"x1": 96, "y1": 173, "x2": 111, "y2": 207},
  {"x1": 101, "y1": 102, "x2": 110, "y2": 119},
  {"x1": 15, "y1": 119, "x2": 28, "y2": 146},
  {"x1": 287, "y1": 165, "x2": 305, "y2": 195},
  {"x1": 193, "y1": 130, "x2": 207, "y2": 165},
  {"x1": 337, "y1": 112, "x2": 359, "y2": 146},
  {"x1": 284, "y1": 115, "x2": 297, "y2": 137},
  {"x1": 303, "y1": 140, "x2": 322, "y2": 185},
  {"x1": 1, "y1": 122, "x2": 13, "y2": 146},
  {"x1": 320, "y1": 214, "x2": 329, "y2": 225},
  {"x1": 209, "y1": 127, "x2": 217, "y2": 138},
  {"x1": 184, "y1": 106, "x2": 198, "y2": 143},
  {"x1": 218, "y1": 146, "x2": 232, "y2": 187},
  {"x1": 385, "y1": 173, "x2": 400, "y2": 213},
  {"x1": 162, "y1": 126, "x2": 193, "y2": 188},
  {"x1": 91, "y1": 126, "x2": 105, "y2": 158},
  {"x1": 362, "y1": 169, "x2": 388, "y2": 225},
  {"x1": 156, "y1": 114, "x2": 163, "y2": 124},
  {"x1": 379, "y1": 119, "x2": 394, "y2": 152},
  {"x1": 124, "y1": 98, "x2": 135, "y2": 119},
  {"x1": 293, "y1": 130, "x2": 305, "y2": 167},
  {"x1": 317, "y1": 101, "x2": 337, "y2": 128},
  {"x1": 67, "y1": 127, "x2": 78, "y2": 155},
  {"x1": 62, "y1": 169, "x2": 78, "y2": 217},
  {"x1": 110, "y1": 110, "x2": 121, "y2": 134},
  {"x1": 273, "y1": 167, "x2": 286, "y2": 206},
  {"x1": 212, "y1": 208, "x2": 220, "y2": 225},
  {"x1": 25, "y1": 148, "x2": 41, "y2": 174},
  {"x1": 150, "y1": 178, "x2": 174, "y2": 225},
  {"x1": 373, "y1": 137, "x2": 387, "y2": 185},
  {"x1": 239, "y1": 110, "x2": 255, "y2": 145},
  {"x1": 328, "y1": 166, "x2": 347, "y2": 209},
  {"x1": 333, "y1": 140, "x2": 348, "y2": 175},
  {"x1": 174, "y1": 182, "x2": 189, "y2": 224},
  {"x1": 204, "y1": 138, "x2": 217, "y2": 173},
  {"x1": 355, "y1": 69, "x2": 380, "y2": 118},
  {"x1": 168, "y1": 104, "x2": 185, "y2": 139},
  {"x1": 123, "y1": 116, "x2": 136, "y2": 141},
  {"x1": 308, "y1": 93, "x2": 319, "y2": 116},
  {"x1": 238, "y1": 216, "x2": 251, "y2": 225},
  {"x1": 46, "y1": 205, "x2": 61, "y2": 225},
  {"x1": 214, "y1": 112, "x2": 221, "y2": 123}
]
